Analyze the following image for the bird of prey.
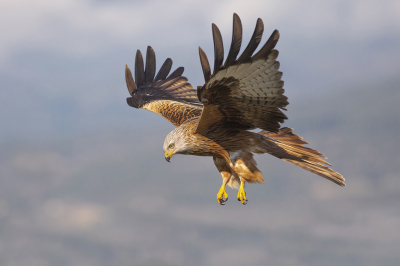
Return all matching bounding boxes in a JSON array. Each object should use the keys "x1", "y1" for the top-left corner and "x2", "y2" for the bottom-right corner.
[{"x1": 124, "y1": 14, "x2": 345, "y2": 205}]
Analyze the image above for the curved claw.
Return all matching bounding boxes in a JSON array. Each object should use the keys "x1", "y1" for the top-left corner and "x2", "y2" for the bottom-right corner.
[
  {"x1": 217, "y1": 186, "x2": 229, "y2": 205},
  {"x1": 219, "y1": 197, "x2": 228, "y2": 205},
  {"x1": 237, "y1": 187, "x2": 247, "y2": 205}
]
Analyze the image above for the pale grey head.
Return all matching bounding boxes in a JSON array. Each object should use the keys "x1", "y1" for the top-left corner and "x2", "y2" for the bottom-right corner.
[{"x1": 163, "y1": 126, "x2": 191, "y2": 162}]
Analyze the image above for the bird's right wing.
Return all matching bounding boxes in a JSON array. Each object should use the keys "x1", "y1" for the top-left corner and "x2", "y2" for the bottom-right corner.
[
  {"x1": 125, "y1": 46, "x2": 202, "y2": 127},
  {"x1": 195, "y1": 14, "x2": 288, "y2": 136}
]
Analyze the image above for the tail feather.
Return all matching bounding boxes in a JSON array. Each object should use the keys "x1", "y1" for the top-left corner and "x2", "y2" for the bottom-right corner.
[{"x1": 259, "y1": 127, "x2": 345, "y2": 186}]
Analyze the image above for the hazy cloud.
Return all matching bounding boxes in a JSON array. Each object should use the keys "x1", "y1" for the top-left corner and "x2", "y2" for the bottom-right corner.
[
  {"x1": 1, "y1": 0, "x2": 399, "y2": 62},
  {"x1": 1, "y1": 1, "x2": 399, "y2": 265}
]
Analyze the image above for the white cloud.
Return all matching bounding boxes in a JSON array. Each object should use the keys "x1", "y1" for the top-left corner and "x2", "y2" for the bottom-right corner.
[
  {"x1": 12, "y1": 151, "x2": 72, "y2": 176},
  {"x1": 0, "y1": 0, "x2": 204, "y2": 62},
  {"x1": 1, "y1": 0, "x2": 399, "y2": 140},
  {"x1": 1, "y1": 0, "x2": 399, "y2": 63},
  {"x1": 43, "y1": 199, "x2": 106, "y2": 230}
]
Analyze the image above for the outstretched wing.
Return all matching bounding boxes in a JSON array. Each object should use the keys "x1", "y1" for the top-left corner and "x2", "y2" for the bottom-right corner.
[
  {"x1": 126, "y1": 46, "x2": 202, "y2": 127},
  {"x1": 196, "y1": 14, "x2": 288, "y2": 135}
]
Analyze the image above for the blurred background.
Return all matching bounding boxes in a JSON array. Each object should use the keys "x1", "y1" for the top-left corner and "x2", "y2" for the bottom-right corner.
[{"x1": 1, "y1": 0, "x2": 400, "y2": 265}]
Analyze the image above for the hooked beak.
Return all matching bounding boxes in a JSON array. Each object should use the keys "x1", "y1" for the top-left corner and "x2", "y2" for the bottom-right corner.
[{"x1": 164, "y1": 150, "x2": 174, "y2": 163}]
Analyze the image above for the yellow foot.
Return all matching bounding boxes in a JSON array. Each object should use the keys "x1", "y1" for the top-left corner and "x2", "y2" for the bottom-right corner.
[
  {"x1": 237, "y1": 187, "x2": 247, "y2": 205},
  {"x1": 217, "y1": 186, "x2": 228, "y2": 205}
]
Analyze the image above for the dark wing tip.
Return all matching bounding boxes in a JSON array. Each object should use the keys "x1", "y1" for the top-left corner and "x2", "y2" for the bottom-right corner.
[
  {"x1": 224, "y1": 13, "x2": 243, "y2": 67},
  {"x1": 201, "y1": 15, "x2": 280, "y2": 81},
  {"x1": 135, "y1": 50, "x2": 145, "y2": 87},
  {"x1": 237, "y1": 17, "x2": 264, "y2": 63},
  {"x1": 212, "y1": 23, "x2": 224, "y2": 75},
  {"x1": 199, "y1": 46, "x2": 211, "y2": 83},
  {"x1": 273, "y1": 29, "x2": 280, "y2": 40},
  {"x1": 126, "y1": 97, "x2": 138, "y2": 108},
  {"x1": 154, "y1": 58, "x2": 173, "y2": 81},
  {"x1": 167, "y1": 66, "x2": 184, "y2": 80},
  {"x1": 252, "y1": 29, "x2": 280, "y2": 61},
  {"x1": 145, "y1": 46, "x2": 156, "y2": 83},
  {"x1": 125, "y1": 64, "x2": 137, "y2": 95}
]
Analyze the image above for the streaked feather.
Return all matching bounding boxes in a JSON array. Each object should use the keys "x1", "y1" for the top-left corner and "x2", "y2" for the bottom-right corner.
[
  {"x1": 224, "y1": 65, "x2": 239, "y2": 78},
  {"x1": 213, "y1": 68, "x2": 227, "y2": 81},
  {"x1": 258, "y1": 128, "x2": 345, "y2": 186},
  {"x1": 197, "y1": 15, "x2": 287, "y2": 134},
  {"x1": 126, "y1": 48, "x2": 202, "y2": 127},
  {"x1": 125, "y1": 14, "x2": 345, "y2": 200}
]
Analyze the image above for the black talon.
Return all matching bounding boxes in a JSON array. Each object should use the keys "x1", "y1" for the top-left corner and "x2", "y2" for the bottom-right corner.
[
  {"x1": 237, "y1": 196, "x2": 248, "y2": 205},
  {"x1": 219, "y1": 196, "x2": 228, "y2": 205}
]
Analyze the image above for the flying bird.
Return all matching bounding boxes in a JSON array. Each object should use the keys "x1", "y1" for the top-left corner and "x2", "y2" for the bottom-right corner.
[{"x1": 124, "y1": 14, "x2": 345, "y2": 205}]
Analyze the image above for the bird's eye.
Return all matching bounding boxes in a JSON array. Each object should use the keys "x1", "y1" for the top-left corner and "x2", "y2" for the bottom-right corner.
[{"x1": 169, "y1": 143, "x2": 175, "y2": 149}]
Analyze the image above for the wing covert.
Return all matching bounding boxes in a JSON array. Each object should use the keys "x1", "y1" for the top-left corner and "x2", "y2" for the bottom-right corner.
[
  {"x1": 196, "y1": 14, "x2": 288, "y2": 135},
  {"x1": 125, "y1": 46, "x2": 202, "y2": 127}
]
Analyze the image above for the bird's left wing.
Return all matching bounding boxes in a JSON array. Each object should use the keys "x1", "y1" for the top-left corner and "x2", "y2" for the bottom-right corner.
[
  {"x1": 126, "y1": 46, "x2": 202, "y2": 127},
  {"x1": 195, "y1": 14, "x2": 288, "y2": 136}
]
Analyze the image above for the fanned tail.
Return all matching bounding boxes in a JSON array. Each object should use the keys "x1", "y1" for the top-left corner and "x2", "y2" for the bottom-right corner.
[{"x1": 259, "y1": 127, "x2": 345, "y2": 186}]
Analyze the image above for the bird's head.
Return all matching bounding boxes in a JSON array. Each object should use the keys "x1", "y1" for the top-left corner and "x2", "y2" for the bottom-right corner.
[{"x1": 163, "y1": 127, "x2": 190, "y2": 162}]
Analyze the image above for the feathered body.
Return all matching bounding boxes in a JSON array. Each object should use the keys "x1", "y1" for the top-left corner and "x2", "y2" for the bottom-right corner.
[{"x1": 124, "y1": 14, "x2": 345, "y2": 205}]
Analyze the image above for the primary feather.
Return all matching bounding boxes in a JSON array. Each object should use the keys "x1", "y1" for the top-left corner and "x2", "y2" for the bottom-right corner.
[
  {"x1": 125, "y1": 14, "x2": 345, "y2": 205},
  {"x1": 126, "y1": 46, "x2": 202, "y2": 127}
]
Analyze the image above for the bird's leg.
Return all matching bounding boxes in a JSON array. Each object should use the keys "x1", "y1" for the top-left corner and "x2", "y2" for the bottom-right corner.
[
  {"x1": 237, "y1": 178, "x2": 247, "y2": 205},
  {"x1": 217, "y1": 171, "x2": 230, "y2": 205}
]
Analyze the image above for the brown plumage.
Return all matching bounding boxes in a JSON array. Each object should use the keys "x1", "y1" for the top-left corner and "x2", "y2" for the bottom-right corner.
[
  {"x1": 125, "y1": 14, "x2": 345, "y2": 205},
  {"x1": 125, "y1": 47, "x2": 202, "y2": 126}
]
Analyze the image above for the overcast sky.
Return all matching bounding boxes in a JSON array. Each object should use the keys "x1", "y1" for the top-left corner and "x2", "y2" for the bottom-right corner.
[
  {"x1": 1, "y1": 1, "x2": 400, "y2": 265},
  {"x1": 1, "y1": 0, "x2": 399, "y2": 142}
]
